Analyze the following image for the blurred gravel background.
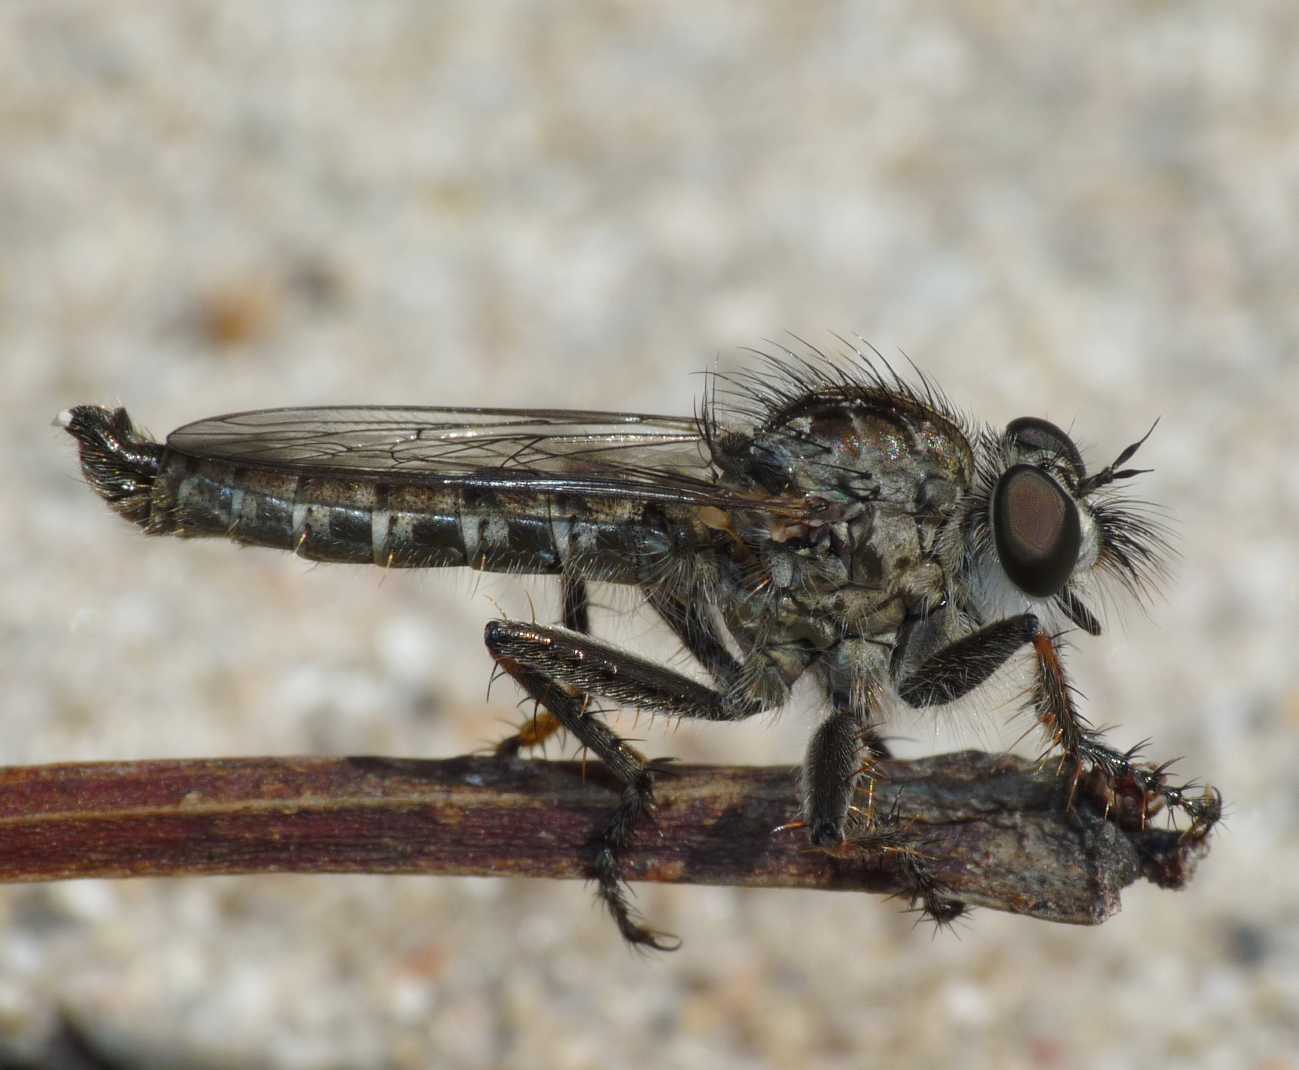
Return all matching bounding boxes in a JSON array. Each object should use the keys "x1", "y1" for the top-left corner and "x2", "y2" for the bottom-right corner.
[{"x1": 3, "y1": 3, "x2": 1297, "y2": 1068}]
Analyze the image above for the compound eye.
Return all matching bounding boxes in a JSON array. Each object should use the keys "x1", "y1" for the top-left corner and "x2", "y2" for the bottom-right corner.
[
  {"x1": 1005, "y1": 417, "x2": 1085, "y2": 480},
  {"x1": 992, "y1": 464, "x2": 1082, "y2": 597}
]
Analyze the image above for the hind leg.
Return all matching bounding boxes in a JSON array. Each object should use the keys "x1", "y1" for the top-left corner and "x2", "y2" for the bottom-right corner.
[
  {"x1": 493, "y1": 576, "x2": 589, "y2": 758},
  {"x1": 484, "y1": 616, "x2": 785, "y2": 949}
]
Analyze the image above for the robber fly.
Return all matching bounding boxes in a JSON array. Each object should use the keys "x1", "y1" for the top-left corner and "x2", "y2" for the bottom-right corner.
[{"x1": 60, "y1": 341, "x2": 1218, "y2": 948}]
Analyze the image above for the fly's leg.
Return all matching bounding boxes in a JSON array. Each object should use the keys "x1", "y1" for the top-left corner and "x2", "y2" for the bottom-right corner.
[
  {"x1": 655, "y1": 589, "x2": 887, "y2": 831},
  {"x1": 802, "y1": 642, "x2": 965, "y2": 927},
  {"x1": 896, "y1": 612, "x2": 1098, "y2": 776},
  {"x1": 483, "y1": 617, "x2": 783, "y2": 949},
  {"x1": 896, "y1": 612, "x2": 1218, "y2": 836},
  {"x1": 653, "y1": 589, "x2": 884, "y2": 844},
  {"x1": 895, "y1": 613, "x2": 1040, "y2": 708},
  {"x1": 1028, "y1": 628, "x2": 1100, "y2": 792},
  {"x1": 1030, "y1": 631, "x2": 1221, "y2": 838},
  {"x1": 651, "y1": 588, "x2": 898, "y2": 833},
  {"x1": 486, "y1": 643, "x2": 669, "y2": 948},
  {"x1": 493, "y1": 577, "x2": 589, "y2": 758},
  {"x1": 561, "y1": 574, "x2": 591, "y2": 635},
  {"x1": 801, "y1": 702, "x2": 881, "y2": 847},
  {"x1": 646, "y1": 587, "x2": 742, "y2": 685},
  {"x1": 651, "y1": 590, "x2": 917, "y2": 851}
]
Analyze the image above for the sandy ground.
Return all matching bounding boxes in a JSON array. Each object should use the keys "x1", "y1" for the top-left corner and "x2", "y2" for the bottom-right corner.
[{"x1": 3, "y1": 4, "x2": 1298, "y2": 1068}]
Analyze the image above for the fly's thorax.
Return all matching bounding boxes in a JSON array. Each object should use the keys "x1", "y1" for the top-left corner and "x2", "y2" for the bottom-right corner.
[
  {"x1": 704, "y1": 389, "x2": 976, "y2": 641},
  {"x1": 719, "y1": 391, "x2": 974, "y2": 503},
  {"x1": 712, "y1": 497, "x2": 950, "y2": 659}
]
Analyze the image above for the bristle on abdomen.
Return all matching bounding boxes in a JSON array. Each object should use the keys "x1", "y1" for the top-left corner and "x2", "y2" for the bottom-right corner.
[{"x1": 57, "y1": 406, "x2": 164, "y2": 528}]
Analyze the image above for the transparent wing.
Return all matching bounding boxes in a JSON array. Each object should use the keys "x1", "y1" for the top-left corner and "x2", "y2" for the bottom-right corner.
[
  {"x1": 167, "y1": 405, "x2": 783, "y2": 510},
  {"x1": 169, "y1": 406, "x2": 707, "y2": 472}
]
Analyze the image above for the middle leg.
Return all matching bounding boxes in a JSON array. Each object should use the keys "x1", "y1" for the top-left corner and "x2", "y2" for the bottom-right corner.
[
  {"x1": 809, "y1": 641, "x2": 966, "y2": 925},
  {"x1": 807, "y1": 639, "x2": 900, "y2": 847}
]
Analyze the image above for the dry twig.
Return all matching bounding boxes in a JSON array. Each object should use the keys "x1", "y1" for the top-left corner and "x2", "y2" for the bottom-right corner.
[{"x1": 0, "y1": 750, "x2": 1210, "y2": 924}]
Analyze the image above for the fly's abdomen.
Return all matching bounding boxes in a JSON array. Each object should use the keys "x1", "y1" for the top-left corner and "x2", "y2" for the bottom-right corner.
[
  {"x1": 146, "y1": 454, "x2": 684, "y2": 582},
  {"x1": 151, "y1": 455, "x2": 378, "y2": 564},
  {"x1": 63, "y1": 404, "x2": 704, "y2": 582}
]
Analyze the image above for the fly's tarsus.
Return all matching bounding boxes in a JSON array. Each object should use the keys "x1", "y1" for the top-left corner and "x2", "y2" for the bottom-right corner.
[
  {"x1": 590, "y1": 764, "x2": 682, "y2": 953},
  {"x1": 61, "y1": 340, "x2": 1218, "y2": 948},
  {"x1": 842, "y1": 793, "x2": 968, "y2": 930},
  {"x1": 1030, "y1": 631, "x2": 1221, "y2": 838}
]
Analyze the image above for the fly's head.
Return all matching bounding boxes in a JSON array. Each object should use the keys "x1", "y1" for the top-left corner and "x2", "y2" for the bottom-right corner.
[{"x1": 955, "y1": 416, "x2": 1171, "y2": 636}]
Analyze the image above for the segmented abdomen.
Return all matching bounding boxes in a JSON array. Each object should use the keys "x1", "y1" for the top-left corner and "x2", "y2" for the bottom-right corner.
[{"x1": 150, "y1": 453, "x2": 697, "y2": 583}]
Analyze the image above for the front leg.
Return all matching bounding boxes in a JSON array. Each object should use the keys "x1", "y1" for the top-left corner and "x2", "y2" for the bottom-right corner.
[
  {"x1": 896, "y1": 608, "x2": 1218, "y2": 834},
  {"x1": 894, "y1": 608, "x2": 1040, "y2": 708},
  {"x1": 894, "y1": 609, "x2": 1096, "y2": 771},
  {"x1": 1030, "y1": 631, "x2": 1220, "y2": 834}
]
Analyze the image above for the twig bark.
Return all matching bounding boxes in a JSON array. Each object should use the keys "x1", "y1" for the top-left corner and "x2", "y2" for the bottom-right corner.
[{"x1": 0, "y1": 750, "x2": 1209, "y2": 924}]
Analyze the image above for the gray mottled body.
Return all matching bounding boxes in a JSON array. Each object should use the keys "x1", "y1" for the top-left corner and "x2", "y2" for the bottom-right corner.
[
  {"x1": 149, "y1": 453, "x2": 701, "y2": 583},
  {"x1": 136, "y1": 389, "x2": 975, "y2": 722},
  {"x1": 61, "y1": 347, "x2": 1212, "y2": 949}
]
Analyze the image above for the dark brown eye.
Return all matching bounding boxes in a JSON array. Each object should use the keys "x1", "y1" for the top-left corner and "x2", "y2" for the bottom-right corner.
[
  {"x1": 1006, "y1": 417, "x2": 1085, "y2": 480},
  {"x1": 992, "y1": 464, "x2": 1082, "y2": 597}
]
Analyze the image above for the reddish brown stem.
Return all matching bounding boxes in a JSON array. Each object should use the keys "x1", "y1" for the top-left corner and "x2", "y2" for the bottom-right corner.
[{"x1": 0, "y1": 750, "x2": 1209, "y2": 924}]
